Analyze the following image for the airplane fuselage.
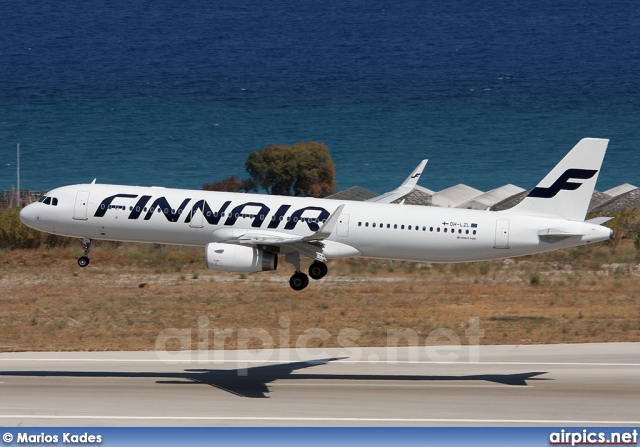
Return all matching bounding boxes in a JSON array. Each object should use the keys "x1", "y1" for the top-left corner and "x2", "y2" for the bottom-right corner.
[{"x1": 20, "y1": 183, "x2": 612, "y2": 264}]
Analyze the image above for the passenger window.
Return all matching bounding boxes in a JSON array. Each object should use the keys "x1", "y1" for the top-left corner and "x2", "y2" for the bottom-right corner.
[
  {"x1": 401, "y1": 225, "x2": 405, "y2": 230},
  {"x1": 437, "y1": 228, "x2": 440, "y2": 232},
  {"x1": 365, "y1": 222, "x2": 369, "y2": 227},
  {"x1": 373, "y1": 223, "x2": 376, "y2": 227},
  {"x1": 444, "y1": 228, "x2": 448, "y2": 233},
  {"x1": 394, "y1": 224, "x2": 397, "y2": 229}
]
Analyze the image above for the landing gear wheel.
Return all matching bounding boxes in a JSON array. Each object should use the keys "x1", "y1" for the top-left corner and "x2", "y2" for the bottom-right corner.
[
  {"x1": 289, "y1": 272, "x2": 309, "y2": 291},
  {"x1": 77, "y1": 238, "x2": 93, "y2": 268},
  {"x1": 308, "y1": 261, "x2": 328, "y2": 280}
]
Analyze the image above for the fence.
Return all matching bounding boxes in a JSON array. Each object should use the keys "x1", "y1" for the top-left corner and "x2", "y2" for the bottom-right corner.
[{"x1": 0, "y1": 189, "x2": 48, "y2": 209}]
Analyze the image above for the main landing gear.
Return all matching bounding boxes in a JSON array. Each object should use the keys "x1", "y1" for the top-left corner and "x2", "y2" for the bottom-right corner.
[
  {"x1": 308, "y1": 260, "x2": 328, "y2": 280},
  {"x1": 289, "y1": 271, "x2": 309, "y2": 291},
  {"x1": 285, "y1": 253, "x2": 329, "y2": 291},
  {"x1": 78, "y1": 238, "x2": 92, "y2": 268}
]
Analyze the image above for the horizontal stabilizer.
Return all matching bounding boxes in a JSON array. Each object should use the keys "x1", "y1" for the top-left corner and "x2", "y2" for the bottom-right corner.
[
  {"x1": 585, "y1": 216, "x2": 613, "y2": 225},
  {"x1": 537, "y1": 228, "x2": 585, "y2": 238}
]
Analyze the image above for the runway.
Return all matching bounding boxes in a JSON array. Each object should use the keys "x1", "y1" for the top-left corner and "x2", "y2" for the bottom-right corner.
[{"x1": 0, "y1": 343, "x2": 638, "y2": 426}]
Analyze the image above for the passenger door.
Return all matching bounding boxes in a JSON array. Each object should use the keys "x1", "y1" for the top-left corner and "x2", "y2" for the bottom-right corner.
[{"x1": 73, "y1": 191, "x2": 90, "y2": 220}]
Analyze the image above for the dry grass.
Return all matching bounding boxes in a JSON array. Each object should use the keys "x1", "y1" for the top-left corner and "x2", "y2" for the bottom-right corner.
[{"x1": 0, "y1": 238, "x2": 638, "y2": 352}]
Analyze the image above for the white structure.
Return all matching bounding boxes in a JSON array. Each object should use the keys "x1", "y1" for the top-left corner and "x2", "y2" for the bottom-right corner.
[
  {"x1": 457, "y1": 184, "x2": 525, "y2": 210},
  {"x1": 604, "y1": 183, "x2": 638, "y2": 198},
  {"x1": 431, "y1": 184, "x2": 484, "y2": 208}
]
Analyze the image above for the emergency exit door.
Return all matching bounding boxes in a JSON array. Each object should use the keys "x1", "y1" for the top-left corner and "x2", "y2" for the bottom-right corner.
[{"x1": 494, "y1": 219, "x2": 510, "y2": 249}]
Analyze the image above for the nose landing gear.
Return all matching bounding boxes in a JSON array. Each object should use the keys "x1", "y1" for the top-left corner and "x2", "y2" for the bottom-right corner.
[{"x1": 78, "y1": 238, "x2": 92, "y2": 268}]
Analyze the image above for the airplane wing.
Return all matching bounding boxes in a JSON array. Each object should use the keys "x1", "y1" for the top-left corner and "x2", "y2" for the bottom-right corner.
[
  {"x1": 366, "y1": 159, "x2": 428, "y2": 203},
  {"x1": 218, "y1": 205, "x2": 346, "y2": 263},
  {"x1": 234, "y1": 204, "x2": 345, "y2": 246}
]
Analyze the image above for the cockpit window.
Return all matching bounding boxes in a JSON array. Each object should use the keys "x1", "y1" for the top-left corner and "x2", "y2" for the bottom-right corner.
[{"x1": 38, "y1": 196, "x2": 58, "y2": 206}]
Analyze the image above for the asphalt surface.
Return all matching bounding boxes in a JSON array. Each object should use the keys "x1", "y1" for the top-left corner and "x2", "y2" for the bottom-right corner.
[{"x1": 0, "y1": 343, "x2": 638, "y2": 426}]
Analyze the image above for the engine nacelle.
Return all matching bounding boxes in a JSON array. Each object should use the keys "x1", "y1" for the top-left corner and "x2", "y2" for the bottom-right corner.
[{"x1": 204, "y1": 243, "x2": 278, "y2": 273}]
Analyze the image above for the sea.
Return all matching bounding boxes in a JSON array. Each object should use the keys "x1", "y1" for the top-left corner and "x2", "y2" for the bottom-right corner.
[{"x1": 1, "y1": 0, "x2": 639, "y2": 195}]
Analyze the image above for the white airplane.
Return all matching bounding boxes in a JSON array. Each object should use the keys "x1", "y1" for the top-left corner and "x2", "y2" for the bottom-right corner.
[{"x1": 20, "y1": 138, "x2": 613, "y2": 291}]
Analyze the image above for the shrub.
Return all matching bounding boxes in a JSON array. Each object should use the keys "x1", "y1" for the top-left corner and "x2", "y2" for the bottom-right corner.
[{"x1": 0, "y1": 208, "x2": 72, "y2": 249}]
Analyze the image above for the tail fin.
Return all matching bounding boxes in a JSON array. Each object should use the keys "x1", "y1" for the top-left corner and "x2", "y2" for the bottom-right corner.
[{"x1": 508, "y1": 138, "x2": 608, "y2": 221}]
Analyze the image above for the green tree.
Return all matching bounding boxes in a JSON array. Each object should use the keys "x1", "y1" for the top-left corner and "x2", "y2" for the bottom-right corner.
[
  {"x1": 245, "y1": 141, "x2": 336, "y2": 197},
  {"x1": 203, "y1": 176, "x2": 256, "y2": 193}
]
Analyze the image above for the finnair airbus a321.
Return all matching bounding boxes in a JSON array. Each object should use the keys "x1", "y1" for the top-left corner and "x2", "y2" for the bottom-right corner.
[{"x1": 20, "y1": 138, "x2": 613, "y2": 290}]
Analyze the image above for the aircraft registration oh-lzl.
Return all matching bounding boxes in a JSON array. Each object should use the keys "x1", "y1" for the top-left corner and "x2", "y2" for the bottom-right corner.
[{"x1": 20, "y1": 138, "x2": 613, "y2": 290}]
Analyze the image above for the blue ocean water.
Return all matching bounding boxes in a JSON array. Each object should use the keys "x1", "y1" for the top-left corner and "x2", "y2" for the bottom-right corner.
[{"x1": 1, "y1": 0, "x2": 639, "y2": 194}]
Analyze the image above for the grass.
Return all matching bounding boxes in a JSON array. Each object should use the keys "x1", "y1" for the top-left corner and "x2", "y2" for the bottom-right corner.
[
  {"x1": 0, "y1": 206, "x2": 638, "y2": 352},
  {"x1": 0, "y1": 236, "x2": 638, "y2": 352}
]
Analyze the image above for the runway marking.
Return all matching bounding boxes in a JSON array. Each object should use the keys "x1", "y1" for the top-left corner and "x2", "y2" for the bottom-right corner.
[
  {"x1": 270, "y1": 383, "x2": 535, "y2": 389},
  {"x1": 1, "y1": 358, "x2": 638, "y2": 367},
  {"x1": 0, "y1": 415, "x2": 637, "y2": 425}
]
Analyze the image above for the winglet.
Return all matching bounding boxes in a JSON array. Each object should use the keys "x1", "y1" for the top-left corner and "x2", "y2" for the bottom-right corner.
[
  {"x1": 303, "y1": 204, "x2": 345, "y2": 241},
  {"x1": 400, "y1": 159, "x2": 428, "y2": 189},
  {"x1": 366, "y1": 159, "x2": 428, "y2": 203}
]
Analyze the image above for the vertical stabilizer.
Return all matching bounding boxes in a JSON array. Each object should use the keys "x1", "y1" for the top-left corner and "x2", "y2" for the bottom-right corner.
[{"x1": 507, "y1": 138, "x2": 608, "y2": 221}]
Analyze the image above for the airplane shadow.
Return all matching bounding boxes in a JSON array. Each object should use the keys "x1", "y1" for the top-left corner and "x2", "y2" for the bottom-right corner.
[{"x1": 0, "y1": 358, "x2": 551, "y2": 398}]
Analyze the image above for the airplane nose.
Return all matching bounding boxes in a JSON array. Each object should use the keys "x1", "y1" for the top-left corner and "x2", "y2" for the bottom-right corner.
[{"x1": 19, "y1": 204, "x2": 39, "y2": 226}]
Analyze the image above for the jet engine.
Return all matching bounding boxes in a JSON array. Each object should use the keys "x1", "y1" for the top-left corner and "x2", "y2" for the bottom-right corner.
[{"x1": 204, "y1": 242, "x2": 278, "y2": 273}]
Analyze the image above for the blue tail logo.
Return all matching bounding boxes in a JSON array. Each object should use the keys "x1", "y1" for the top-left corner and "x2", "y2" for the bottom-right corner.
[{"x1": 528, "y1": 169, "x2": 598, "y2": 199}]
